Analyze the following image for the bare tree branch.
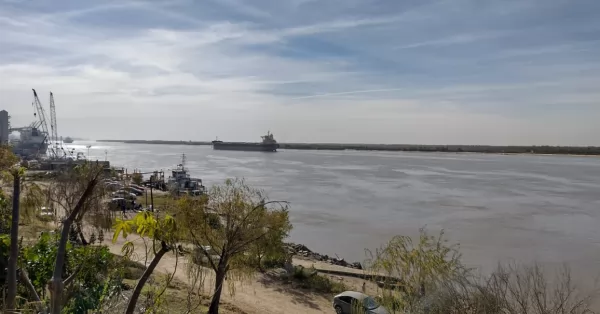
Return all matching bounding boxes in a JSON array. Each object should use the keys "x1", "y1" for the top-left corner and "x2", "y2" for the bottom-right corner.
[
  {"x1": 49, "y1": 164, "x2": 103, "y2": 314},
  {"x1": 63, "y1": 263, "x2": 84, "y2": 287},
  {"x1": 18, "y1": 268, "x2": 42, "y2": 306}
]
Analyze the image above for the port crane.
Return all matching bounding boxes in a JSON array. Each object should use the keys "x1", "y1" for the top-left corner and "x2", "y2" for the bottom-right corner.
[
  {"x1": 48, "y1": 92, "x2": 70, "y2": 159},
  {"x1": 49, "y1": 92, "x2": 58, "y2": 152},
  {"x1": 31, "y1": 89, "x2": 52, "y2": 157}
]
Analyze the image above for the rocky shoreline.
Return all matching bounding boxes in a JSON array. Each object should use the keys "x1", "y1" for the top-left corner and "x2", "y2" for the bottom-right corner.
[{"x1": 285, "y1": 243, "x2": 363, "y2": 270}]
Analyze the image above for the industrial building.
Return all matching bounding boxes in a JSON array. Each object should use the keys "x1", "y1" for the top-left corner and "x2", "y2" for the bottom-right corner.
[{"x1": 0, "y1": 110, "x2": 9, "y2": 144}]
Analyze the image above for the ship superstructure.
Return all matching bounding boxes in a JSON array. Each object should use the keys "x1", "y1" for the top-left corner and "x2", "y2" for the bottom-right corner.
[
  {"x1": 9, "y1": 90, "x2": 77, "y2": 159},
  {"x1": 167, "y1": 153, "x2": 206, "y2": 196},
  {"x1": 9, "y1": 124, "x2": 48, "y2": 157}
]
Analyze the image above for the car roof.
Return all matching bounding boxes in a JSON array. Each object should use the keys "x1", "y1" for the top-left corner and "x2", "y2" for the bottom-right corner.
[{"x1": 336, "y1": 291, "x2": 368, "y2": 300}]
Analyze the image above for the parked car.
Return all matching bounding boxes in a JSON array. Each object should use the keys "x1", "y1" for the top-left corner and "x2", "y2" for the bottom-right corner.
[
  {"x1": 105, "y1": 182, "x2": 123, "y2": 191},
  {"x1": 333, "y1": 291, "x2": 389, "y2": 314},
  {"x1": 124, "y1": 186, "x2": 144, "y2": 196},
  {"x1": 39, "y1": 206, "x2": 55, "y2": 218},
  {"x1": 130, "y1": 184, "x2": 146, "y2": 191},
  {"x1": 112, "y1": 190, "x2": 137, "y2": 200},
  {"x1": 108, "y1": 198, "x2": 135, "y2": 211}
]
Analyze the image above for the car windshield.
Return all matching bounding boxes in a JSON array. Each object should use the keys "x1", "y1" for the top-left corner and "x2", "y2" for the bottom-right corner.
[{"x1": 363, "y1": 296, "x2": 379, "y2": 310}]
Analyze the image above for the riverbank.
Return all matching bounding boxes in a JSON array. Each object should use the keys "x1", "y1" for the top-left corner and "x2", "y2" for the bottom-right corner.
[
  {"x1": 101, "y1": 230, "x2": 370, "y2": 314},
  {"x1": 95, "y1": 139, "x2": 600, "y2": 155}
]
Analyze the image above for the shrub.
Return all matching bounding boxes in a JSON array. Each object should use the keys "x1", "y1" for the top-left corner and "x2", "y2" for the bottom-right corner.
[
  {"x1": 290, "y1": 265, "x2": 347, "y2": 294},
  {"x1": 367, "y1": 229, "x2": 598, "y2": 314},
  {"x1": 17, "y1": 232, "x2": 123, "y2": 312},
  {"x1": 131, "y1": 173, "x2": 143, "y2": 185}
]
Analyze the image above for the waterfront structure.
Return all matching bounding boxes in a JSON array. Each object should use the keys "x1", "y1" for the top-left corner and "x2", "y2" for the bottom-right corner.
[{"x1": 0, "y1": 110, "x2": 9, "y2": 144}]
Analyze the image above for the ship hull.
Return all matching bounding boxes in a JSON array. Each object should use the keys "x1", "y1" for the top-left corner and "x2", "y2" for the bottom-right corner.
[
  {"x1": 12, "y1": 142, "x2": 48, "y2": 157},
  {"x1": 212, "y1": 142, "x2": 278, "y2": 152}
]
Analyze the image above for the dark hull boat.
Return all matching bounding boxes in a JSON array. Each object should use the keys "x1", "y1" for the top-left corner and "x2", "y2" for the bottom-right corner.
[
  {"x1": 212, "y1": 132, "x2": 279, "y2": 152},
  {"x1": 212, "y1": 142, "x2": 278, "y2": 152}
]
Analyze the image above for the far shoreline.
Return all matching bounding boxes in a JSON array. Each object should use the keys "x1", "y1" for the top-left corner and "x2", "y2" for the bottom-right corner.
[{"x1": 95, "y1": 139, "x2": 600, "y2": 157}]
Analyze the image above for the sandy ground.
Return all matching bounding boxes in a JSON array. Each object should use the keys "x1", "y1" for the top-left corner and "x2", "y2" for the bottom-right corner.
[
  {"x1": 102, "y1": 234, "x2": 365, "y2": 314},
  {"x1": 31, "y1": 183, "x2": 364, "y2": 314}
]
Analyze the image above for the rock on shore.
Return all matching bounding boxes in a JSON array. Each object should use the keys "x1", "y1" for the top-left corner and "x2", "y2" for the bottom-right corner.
[{"x1": 285, "y1": 243, "x2": 363, "y2": 270}]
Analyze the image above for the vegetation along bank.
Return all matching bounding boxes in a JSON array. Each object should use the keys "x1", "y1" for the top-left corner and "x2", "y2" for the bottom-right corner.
[{"x1": 1, "y1": 144, "x2": 598, "y2": 313}]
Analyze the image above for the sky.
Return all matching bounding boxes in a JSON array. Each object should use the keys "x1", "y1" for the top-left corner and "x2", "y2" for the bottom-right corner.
[{"x1": 0, "y1": 0, "x2": 599, "y2": 145}]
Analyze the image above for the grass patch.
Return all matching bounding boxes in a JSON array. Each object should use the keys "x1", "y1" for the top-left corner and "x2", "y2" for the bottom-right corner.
[
  {"x1": 136, "y1": 194, "x2": 175, "y2": 208},
  {"x1": 18, "y1": 218, "x2": 53, "y2": 239},
  {"x1": 289, "y1": 265, "x2": 348, "y2": 294},
  {"x1": 115, "y1": 257, "x2": 242, "y2": 313}
]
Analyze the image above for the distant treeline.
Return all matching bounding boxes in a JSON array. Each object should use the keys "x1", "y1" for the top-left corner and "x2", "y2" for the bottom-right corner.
[{"x1": 95, "y1": 140, "x2": 600, "y2": 156}]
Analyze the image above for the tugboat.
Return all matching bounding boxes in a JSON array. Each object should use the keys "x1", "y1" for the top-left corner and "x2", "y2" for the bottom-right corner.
[
  {"x1": 167, "y1": 154, "x2": 206, "y2": 196},
  {"x1": 212, "y1": 131, "x2": 279, "y2": 152}
]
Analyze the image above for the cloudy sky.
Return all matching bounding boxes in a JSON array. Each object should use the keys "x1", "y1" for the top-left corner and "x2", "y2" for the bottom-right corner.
[{"x1": 1, "y1": 0, "x2": 599, "y2": 145}]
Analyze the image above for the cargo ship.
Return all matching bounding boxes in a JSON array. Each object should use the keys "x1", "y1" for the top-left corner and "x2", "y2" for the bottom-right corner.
[
  {"x1": 212, "y1": 132, "x2": 279, "y2": 152},
  {"x1": 10, "y1": 125, "x2": 49, "y2": 158}
]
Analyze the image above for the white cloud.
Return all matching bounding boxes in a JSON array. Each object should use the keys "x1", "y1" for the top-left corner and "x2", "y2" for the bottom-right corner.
[{"x1": 1, "y1": 0, "x2": 599, "y2": 145}]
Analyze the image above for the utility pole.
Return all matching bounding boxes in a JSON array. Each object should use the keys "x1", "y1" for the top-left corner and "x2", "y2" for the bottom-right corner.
[{"x1": 150, "y1": 177, "x2": 154, "y2": 212}]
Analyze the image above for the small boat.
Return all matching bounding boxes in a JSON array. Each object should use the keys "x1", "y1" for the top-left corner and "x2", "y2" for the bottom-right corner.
[{"x1": 167, "y1": 154, "x2": 206, "y2": 196}]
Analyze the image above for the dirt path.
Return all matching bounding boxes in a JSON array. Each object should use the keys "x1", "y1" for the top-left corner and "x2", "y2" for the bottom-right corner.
[{"x1": 104, "y1": 236, "x2": 336, "y2": 314}]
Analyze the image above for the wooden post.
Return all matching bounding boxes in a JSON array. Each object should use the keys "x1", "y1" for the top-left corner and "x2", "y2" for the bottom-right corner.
[{"x1": 150, "y1": 176, "x2": 154, "y2": 212}]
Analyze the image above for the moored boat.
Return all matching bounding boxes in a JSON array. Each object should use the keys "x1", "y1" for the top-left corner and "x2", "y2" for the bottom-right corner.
[{"x1": 167, "y1": 153, "x2": 206, "y2": 196}]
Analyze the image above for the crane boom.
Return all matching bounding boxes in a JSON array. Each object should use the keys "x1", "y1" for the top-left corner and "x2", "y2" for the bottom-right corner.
[
  {"x1": 32, "y1": 89, "x2": 52, "y2": 156},
  {"x1": 49, "y1": 92, "x2": 58, "y2": 146},
  {"x1": 48, "y1": 92, "x2": 68, "y2": 158}
]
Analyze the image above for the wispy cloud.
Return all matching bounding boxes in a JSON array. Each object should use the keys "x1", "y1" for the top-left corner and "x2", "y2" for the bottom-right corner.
[
  {"x1": 209, "y1": 0, "x2": 272, "y2": 20},
  {"x1": 292, "y1": 88, "x2": 408, "y2": 100},
  {"x1": 394, "y1": 32, "x2": 503, "y2": 50},
  {"x1": 0, "y1": 0, "x2": 599, "y2": 144}
]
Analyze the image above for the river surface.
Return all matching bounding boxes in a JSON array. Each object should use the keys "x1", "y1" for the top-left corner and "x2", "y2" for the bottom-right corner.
[{"x1": 72, "y1": 141, "x2": 600, "y2": 281}]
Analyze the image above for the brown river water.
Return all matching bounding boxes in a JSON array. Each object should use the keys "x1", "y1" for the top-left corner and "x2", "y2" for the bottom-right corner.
[{"x1": 75, "y1": 141, "x2": 600, "y2": 290}]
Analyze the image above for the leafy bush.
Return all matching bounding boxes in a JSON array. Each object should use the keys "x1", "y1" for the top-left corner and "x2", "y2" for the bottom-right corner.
[
  {"x1": 367, "y1": 229, "x2": 598, "y2": 314},
  {"x1": 301, "y1": 274, "x2": 347, "y2": 294},
  {"x1": 290, "y1": 265, "x2": 347, "y2": 293},
  {"x1": 18, "y1": 232, "x2": 123, "y2": 312},
  {"x1": 131, "y1": 173, "x2": 143, "y2": 185},
  {"x1": 261, "y1": 254, "x2": 287, "y2": 270}
]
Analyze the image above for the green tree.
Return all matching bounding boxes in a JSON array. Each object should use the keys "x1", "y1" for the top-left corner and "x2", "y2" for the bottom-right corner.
[
  {"x1": 112, "y1": 211, "x2": 178, "y2": 314},
  {"x1": 47, "y1": 162, "x2": 108, "y2": 246},
  {"x1": 0, "y1": 145, "x2": 18, "y2": 171},
  {"x1": 46, "y1": 162, "x2": 105, "y2": 314},
  {"x1": 177, "y1": 178, "x2": 291, "y2": 314},
  {"x1": 17, "y1": 231, "x2": 120, "y2": 313},
  {"x1": 0, "y1": 146, "x2": 25, "y2": 311},
  {"x1": 0, "y1": 145, "x2": 18, "y2": 233},
  {"x1": 5, "y1": 167, "x2": 23, "y2": 310},
  {"x1": 0, "y1": 159, "x2": 121, "y2": 313},
  {"x1": 18, "y1": 175, "x2": 45, "y2": 225},
  {"x1": 365, "y1": 228, "x2": 466, "y2": 313},
  {"x1": 248, "y1": 208, "x2": 292, "y2": 272},
  {"x1": 131, "y1": 172, "x2": 143, "y2": 185}
]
